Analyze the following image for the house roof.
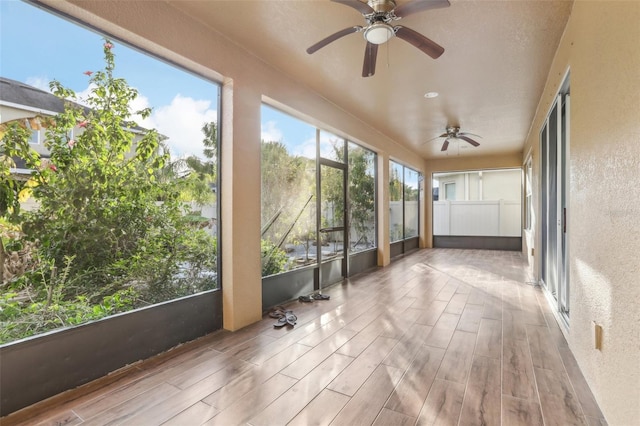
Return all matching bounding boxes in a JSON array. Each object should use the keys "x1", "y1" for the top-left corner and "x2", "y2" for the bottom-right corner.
[
  {"x1": 1, "y1": 77, "x2": 149, "y2": 134},
  {"x1": 0, "y1": 77, "x2": 67, "y2": 114}
]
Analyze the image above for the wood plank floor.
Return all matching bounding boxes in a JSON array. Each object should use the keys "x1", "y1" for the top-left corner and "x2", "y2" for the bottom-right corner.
[{"x1": 2, "y1": 249, "x2": 607, "y2": 426}]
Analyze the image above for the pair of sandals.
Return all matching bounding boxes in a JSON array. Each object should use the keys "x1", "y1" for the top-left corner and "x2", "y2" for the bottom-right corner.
[
  {"x1": 298, "y1": 293, "x2": 330, "y2": 303},
  {"x1": 269, "y1": 306, "x2": 297, "y2": 328}
]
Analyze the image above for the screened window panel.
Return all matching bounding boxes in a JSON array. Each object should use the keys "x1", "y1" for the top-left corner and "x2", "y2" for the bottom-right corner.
[
  {"x1": 389, "y1": 161, "x2": 404, "y2": 242},
  {"x1": 404, "y1": 167, "x2": 419, "y2": 238},
  {"x1": 348, "y1": 142, "x2": 376, "y2": 252}
]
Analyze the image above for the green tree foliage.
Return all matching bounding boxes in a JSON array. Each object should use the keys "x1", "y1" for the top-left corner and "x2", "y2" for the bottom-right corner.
[
  {"x1": 261, "y1": 141, "x2": 311, "y2": 227},
  {"x1": 321, "y1": 141, "x2": 375, "y2": 249},
  {"x1": 176, "y1": 121, "x2": 218, "y2": 205},
  {"x1": 260, "y1": 137, "x2": 377, "y2": 273},
  {"x1": 389, "y1": 166, "x2": 404, "y2": 202},
  {"x1": 152, "y1": 144, "x2": 214, "y2": 206},
  {"x1": 1, "y1": 117, "x2": 53, "y2": 221},
  {"x1": 260, "y1": 140, "x2": 315, "y2": 274},
  {"x1": 348, "y1": 145, "x2": 375, "y2": 248},
  {"x1": 200, "y1": 121, "x2": 218, "y2": 162},
  {"x1": 321, "y1": 140, "x2": 345, "y2": 225},
  {"x1": 0, "y1": 40, "x2": 217, "y2": 342}
]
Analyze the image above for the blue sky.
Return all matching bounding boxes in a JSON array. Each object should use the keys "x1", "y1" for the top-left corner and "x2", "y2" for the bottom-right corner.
[
  {"x1": 0, "y1": 1, "x2": 218, "y2": 159},
  {"x1": 0, "y1": 1, "x2": 332, "y2": 160},
  {"x1": 0, "y1": 1, "x2": 214, "y2": 109},
  {"x1": 261, "y1": 105, "x2": 319, "y2": 159}
]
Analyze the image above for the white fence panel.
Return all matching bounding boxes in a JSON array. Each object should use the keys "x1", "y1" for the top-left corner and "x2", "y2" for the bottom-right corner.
[
  {"x1": 451, "y1": 201, "x2": 499, "y2": 236},
  {"x1": 501, "y1": 200, "x2": 522, "y2": 236},
  {"x1": 434, "y1": 200, "x2": 521, "y2": 237},
  {"x1": 433, "y1": 202, "x2": 450, "y2": 235}
]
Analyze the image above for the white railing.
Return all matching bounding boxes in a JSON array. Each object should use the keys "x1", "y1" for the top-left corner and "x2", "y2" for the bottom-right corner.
[{"x1": 433, "y1": 200, "x2": 521, "y2": 237}]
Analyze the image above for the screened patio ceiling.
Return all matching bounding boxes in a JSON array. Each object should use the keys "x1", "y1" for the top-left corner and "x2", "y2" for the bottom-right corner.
[{"x1": 162, "y1": 0, "x2": 573, "y2": 159}]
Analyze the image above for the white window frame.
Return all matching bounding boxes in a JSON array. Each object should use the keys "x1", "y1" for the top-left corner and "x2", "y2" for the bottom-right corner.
[
  {"x1": 525, "y1": 156, "x2": 533, "y2": 230},
  {"x1": 444, "y1": 181, "x2": 456, "y2": 201}
]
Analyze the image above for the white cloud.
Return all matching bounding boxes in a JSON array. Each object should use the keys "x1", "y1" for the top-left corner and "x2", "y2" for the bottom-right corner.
[
  {"x1": 25, "y1": 76, "x2": 96, "y2": 106},
  {"x1": 292, "y1": 136, "x2": 317, "y2": 160},
  {"x1": 130, "y1": 93, "x2": 152, "y2": 125},
  {"x1": 142, "y1": 94, "x2": 217, "y2": 159},
  {"x1": 25, "y1": 76, "x2": 51, "y2": 92},
  {"x1": 75, "y1": 83, "x2": 98, "y2": 107},
  {"x1": 261, "y1": 120, "x2": 283, "y2": 143},
  {"x1": 108, "y1": 90, "x2": 217, "y2": 159},
  {"x1": 261, "y1": 121, "x2": 318, "y2": 159}
]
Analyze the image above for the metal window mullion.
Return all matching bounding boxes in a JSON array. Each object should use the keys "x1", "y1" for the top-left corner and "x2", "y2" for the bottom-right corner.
[
  {"x1": 342, "y1": 139, "x2": 349, "y2": 277},
  {"x1": 316, "y1": 128, "x2": 322, "y2": 271}
]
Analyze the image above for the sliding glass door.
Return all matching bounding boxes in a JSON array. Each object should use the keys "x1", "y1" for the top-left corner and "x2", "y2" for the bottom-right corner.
[{"x1": 540, "y1": 75, "x2": 570, "y2": 323}]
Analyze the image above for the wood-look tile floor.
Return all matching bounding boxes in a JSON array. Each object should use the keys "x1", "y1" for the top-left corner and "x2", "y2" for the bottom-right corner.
[{"x1": 4, "y1": 249, "x2": 608, "y2": 426}]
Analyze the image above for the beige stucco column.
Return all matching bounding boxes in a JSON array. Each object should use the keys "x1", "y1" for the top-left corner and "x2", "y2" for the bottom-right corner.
[
  {"x1": 424, "y1": 162, "x2": 435, "y2": 248},
  {"x1": 220, "y1": 79, "x2": 263, "y2": 331},
  {"x1": 419, "y1": 164, "x2": 429, "y2": 249},
  {"x1": 377, "y1": 152, "x2": 390, "y2": 266}
]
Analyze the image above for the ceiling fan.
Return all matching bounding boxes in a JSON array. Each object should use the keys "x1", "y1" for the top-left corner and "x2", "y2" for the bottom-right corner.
[
  {"x1": 307, "y1": 0, "x2": 450, "y2": 77},
  {"x1": 430, "y1": 126, "x2": 482, "y2": 151}
]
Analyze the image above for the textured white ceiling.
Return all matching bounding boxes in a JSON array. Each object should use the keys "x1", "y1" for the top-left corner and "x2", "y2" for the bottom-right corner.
[{"x1": 167, "y1": 0, "x2": 572, "y2": 159}]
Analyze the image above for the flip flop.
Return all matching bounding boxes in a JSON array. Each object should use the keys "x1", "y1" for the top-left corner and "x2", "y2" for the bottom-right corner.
[
  {"x1": 285, "y1": 311, "x2": 297, "y2": 326},
  {"x1": 311, "y1": 293, "x2": 330, "y2": 300},
  {"x1": 273, "y1": 316, "x2": 288, "y2": 328},
  {"x1": 268, "y1": 305, "x2": 288, "y2": 318},
  {"x1": 269, "y1": 309, "x2": 285, "y2": 318},
  {"x1": 299, "y1": 295, "x2": 313, "y2": 303}
]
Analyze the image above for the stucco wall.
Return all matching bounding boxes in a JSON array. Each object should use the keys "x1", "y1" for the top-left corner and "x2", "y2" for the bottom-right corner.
[
  {"x1": 521, "y1": 2, "x2": 640, "y2": 424},
  {"x1": 482, "y1": 169, "x2": 521, "y2": 201},
  {"x1": 434, "y1": 169, "x2": 521, "y2": 201}
]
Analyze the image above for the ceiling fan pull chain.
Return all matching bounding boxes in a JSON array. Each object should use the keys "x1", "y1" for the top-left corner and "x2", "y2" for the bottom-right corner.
[{"x1": 386, "y1": 39, "x2": 390, "y2": 70}]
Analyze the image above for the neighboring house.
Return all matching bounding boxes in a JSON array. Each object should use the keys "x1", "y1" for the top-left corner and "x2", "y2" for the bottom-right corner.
[
  {"x1": 433, "y1": 169, "x2": 521, "y2": 202},
  {"x1": 0, "y1": 77, "x2": 67, "y2": 175},
  {"x1": 0, "y1": 76, "x2": 147, "y2": 177}
]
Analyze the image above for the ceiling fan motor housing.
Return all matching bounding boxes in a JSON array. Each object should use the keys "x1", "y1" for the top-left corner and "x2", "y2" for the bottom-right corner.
[
  {"x1": 446, "y1": 126, "x2": 461, "y2": 136},
  {"x1": 368, "y1": 0, "x2": 396, "y2": 14}
]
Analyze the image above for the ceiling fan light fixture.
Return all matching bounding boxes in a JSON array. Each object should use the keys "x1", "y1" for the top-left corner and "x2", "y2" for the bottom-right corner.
[{"x1": 364, "y1": 23, "x2": 394, "y2": 44}]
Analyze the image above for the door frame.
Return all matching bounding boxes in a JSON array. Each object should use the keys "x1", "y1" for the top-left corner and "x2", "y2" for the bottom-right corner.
[
  {"x1": 540, "y1": 72, "x2": 570, "y2": 326},
  {"x1": 316, "y1": 141, "x2": 349, "y2": 292}
]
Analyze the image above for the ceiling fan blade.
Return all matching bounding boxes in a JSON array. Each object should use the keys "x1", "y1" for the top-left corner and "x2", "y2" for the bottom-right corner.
[
  {"x1": 441, "y1": 139, "x2": 450, "y2": 151},
  {"x1": 394, "y1": 0, "x2": 451, "y2": 18},
  {"x1": 438, "y1": 132, "x2": 448, "y2": 138},
  {"x1": 458, "y1": 132, "x2": 483, "y2": 138},
  {"x1": 426, "y1": 133, "x2": 448, "y2": 143},
  {"x1": 362, "y1": 42, "x2": 378, "y2": 77},
  {"x1": 307, "y1": 26, "x2": 362, "y2": 54},
  {"x1": 332, "y1": 0, "x2": 375, "y2": 15},
  {"x1": 394, "y1": 26, "x2": 444, "y2": 59},
  {"x1": 457, "y1": 135, "x2": 480, "y2": 147}
]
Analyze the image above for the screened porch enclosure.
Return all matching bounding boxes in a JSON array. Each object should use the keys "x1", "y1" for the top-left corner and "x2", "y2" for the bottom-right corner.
[{"x1": 260, "y1": 107, "x2": 379, "y2": 309}]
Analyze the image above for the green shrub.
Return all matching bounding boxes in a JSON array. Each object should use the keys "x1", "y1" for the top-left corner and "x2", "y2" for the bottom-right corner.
[
  {"x1": 261, "y1": 239, "x2": 288, "y2": 277},
  {"x1": 0, "y1": 40, "x2": 218, "y2": 343}
]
